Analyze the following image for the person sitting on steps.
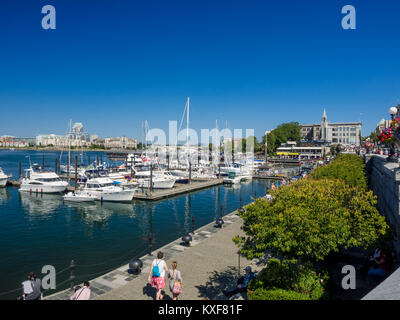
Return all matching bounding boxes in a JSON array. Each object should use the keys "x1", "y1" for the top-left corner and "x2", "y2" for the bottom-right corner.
[{"x1": 222, "y1": 266, "x2": 255, "y2": 298}]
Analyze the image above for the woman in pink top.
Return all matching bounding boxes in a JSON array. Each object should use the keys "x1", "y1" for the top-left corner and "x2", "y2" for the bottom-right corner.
[{"x1": 70, "y1": 281, "x2": 91, "y2": 300}]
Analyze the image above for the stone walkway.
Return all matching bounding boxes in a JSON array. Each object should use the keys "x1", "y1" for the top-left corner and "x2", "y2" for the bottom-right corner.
[{"x1": 45, "y1": 211, "x2": 266, "y2": 300}]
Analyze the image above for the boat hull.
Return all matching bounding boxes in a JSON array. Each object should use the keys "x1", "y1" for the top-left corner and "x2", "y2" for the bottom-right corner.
[
  {"x1": 63, "y1": 192, "x2": 95, "y2": 202},
  {"x1": 138, "y1": 179, "x2": 175, "y2": 189},
  {"x1": 0, "y1": 177, "x2": 7, "y2": 187},
  {"x1": 85, "y1": 189, "x2": 135, "y2": 202},
  {"x1": 19, "y1": 183, "x2": 68, "y2": 194}
]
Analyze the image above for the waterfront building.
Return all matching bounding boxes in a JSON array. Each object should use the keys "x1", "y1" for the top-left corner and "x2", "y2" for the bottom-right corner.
[
  {"x1": 104, "y1": 136, "x2": 137, "y2": 149},
  {"x1": 276, "y1": 141, "x2": 329, "y2": 160},
  {"x1": 301, "y1": 109, "x2": 362, "y2": 146},
  {"x1": 36, "y1": 122, "x2": 90, "y2": 147},
  {"x1": 0, "y1": 136, "x2": 36, "y2": 148}
]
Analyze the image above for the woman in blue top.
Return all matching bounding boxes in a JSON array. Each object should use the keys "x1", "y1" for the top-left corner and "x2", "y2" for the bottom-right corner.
[{"x1": 148, "y1": 251, "x2": 169, "y2": 300}]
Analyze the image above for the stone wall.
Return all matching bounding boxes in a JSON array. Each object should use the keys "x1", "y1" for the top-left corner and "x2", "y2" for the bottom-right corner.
[{"x1": 365, "y1": 155, "x2": 400, "y2": 255}]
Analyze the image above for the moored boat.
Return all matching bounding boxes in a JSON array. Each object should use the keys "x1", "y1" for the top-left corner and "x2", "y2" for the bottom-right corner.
[
  {"x1": 63, "y1": 191, "x2": 95, "y2": 202},
  {"x1": 19, "y1": 165, "x2": 68, "y2": 194},
  {"x1": 0, "y1": 167, "x2": 9, "y2": 187},
  {"x1": 82, "y1": 177, "x2": 136, "y2": 202}
]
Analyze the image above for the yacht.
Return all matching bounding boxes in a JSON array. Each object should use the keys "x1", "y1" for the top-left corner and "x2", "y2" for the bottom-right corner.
[
  {"x1": 134, "y1": 170, "x2": 176, "y2": 189},
  {"x1": 223, "y1": 171, "x2": 242, "y2": 184},
  {"x1": 19, "y1": 166, "x2": 68, "y2": 193},
  {"x1": 82, "y1": 177, "x2": 136, "y2": 202},
  {"x1": 127, "y1": 154, "x2": 144, "y2": 165},
  {"x1": 0, "y1": 167, "x2": 9, "y2": 187},
  {"x1": 63, "y1": 190, "x2": 96, "y2": 202}
]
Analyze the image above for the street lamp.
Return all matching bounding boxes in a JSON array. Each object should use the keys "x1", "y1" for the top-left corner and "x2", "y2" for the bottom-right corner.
[{"x1": 389, "y1": 107, "x2": 398, "y2": 117}]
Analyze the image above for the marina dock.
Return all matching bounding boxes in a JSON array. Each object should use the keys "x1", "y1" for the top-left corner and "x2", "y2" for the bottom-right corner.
[
  {"x1": 6, "y1": 178, "x2": 224, "y2": 201},
  {"x1": 253, "y1": 175, "x2": 285, "y2": 180},
  {"x1": 132, "y1": 178, "x2": 223, "y2": 201}
]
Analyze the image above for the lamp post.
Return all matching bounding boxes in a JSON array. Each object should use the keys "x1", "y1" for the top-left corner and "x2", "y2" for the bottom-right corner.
[{"x1": 387, "y1": 106, "x2": 399, "y2": 162}]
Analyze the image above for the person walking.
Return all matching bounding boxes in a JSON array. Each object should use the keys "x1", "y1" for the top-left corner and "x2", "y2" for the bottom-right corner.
[
  {"x1": 168, "y1": 261, "x2": 183, "y2": 300},
  {"x1": 70, "y1": 281, "x2": 91, "y2": 300},
  {"x1": 148, "y1": 251, "x2": 169, "y2": 300},
  {"x1": 24, "y1": 272, "x2": 42, "y2": 300}
]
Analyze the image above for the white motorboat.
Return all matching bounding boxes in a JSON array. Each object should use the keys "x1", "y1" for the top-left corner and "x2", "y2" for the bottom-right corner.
[
  {"x1": 137, "y1": 177, "x2": 176, "y2": 189},
  {"x1": 223, "y1": 172, "x2": 242, "y2": 184},
  {"x1": 82, "y1": 177, "x2": 136, "y2": 202},
  {"x1": 134, "y1": 170, "x2": 176, "y2": 189},
  {"x1": 0, "y1": 167, "x2": 9, "y2": 187},
  {"x1": 127, "y1": 154, "x2": 144, "y2": 165},
  {"x1": 19, "y1": 166, "x2": 68, "y2": 193},
  {"x1": 63, "y1": 191, "x2": 95, "y2": 202}
]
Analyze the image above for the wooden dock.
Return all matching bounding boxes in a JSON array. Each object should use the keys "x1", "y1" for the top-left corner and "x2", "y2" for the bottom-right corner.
[
  {"x1": 6, "y1": 180, "x2": 21, "y2": 187},
  {"x1": 252, "y1": 175, "x2": 284, "y2": 180},
  {"x1": 133, "y1": 179, "x2": 223, "y2": 201}
]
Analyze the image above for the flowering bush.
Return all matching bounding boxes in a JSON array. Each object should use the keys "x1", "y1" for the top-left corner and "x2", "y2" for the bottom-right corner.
[{"x1": 376, "y1": 127, "x2": 395, "y2": 144}]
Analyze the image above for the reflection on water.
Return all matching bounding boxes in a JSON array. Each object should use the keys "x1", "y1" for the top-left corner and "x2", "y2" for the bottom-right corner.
[
  {"x1": 0, "y1": 188, "x2": 10, "y2": 205},
  {"x1": 66, "y1": 201, "x2": 137, "y2": 225},
  {"x1": 0, "y1": 152, "x2": 271, "y2": 299},
  {"x1": 19, "y1": 192, "x2": 62, "y2": 217}
]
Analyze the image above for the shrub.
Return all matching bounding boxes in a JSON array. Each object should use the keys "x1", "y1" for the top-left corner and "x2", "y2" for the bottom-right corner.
[
  {"x1": 248, "y1": 258, "x2": 328, "y2": 300},
  {"x1": 235, "y1": 179, "x2": 388, "y2": 261},
  {"x1": 248, "y1": 288, "x2": 311, "y2": 300},
  {"x1": 309, "y1": 154, "x2": 367, "y2": 190}
]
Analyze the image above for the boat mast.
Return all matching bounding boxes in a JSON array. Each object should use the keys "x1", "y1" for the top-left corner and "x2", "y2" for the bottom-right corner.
[{"x1": 187, "y1": 97, "x2": 190, "y2": 165}]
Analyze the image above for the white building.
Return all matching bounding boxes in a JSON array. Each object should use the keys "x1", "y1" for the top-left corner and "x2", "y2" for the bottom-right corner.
[
  {"x1": 276, "y1": 141, "x2": 328, "y2": 160},
  {"x1": 36, "y1": 122, "x2": 90, "y2": 147},
  {"x1": 104, "y1": 136, "x2": 137, "y2": 149},
  {"x1": 301, "y1": 109, "x2": 362, "y2": 146}
]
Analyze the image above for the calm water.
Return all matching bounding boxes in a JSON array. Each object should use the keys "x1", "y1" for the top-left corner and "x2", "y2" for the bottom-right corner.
[{"x1": 0, "y1": 150, "x2": 271, "y2": 299}]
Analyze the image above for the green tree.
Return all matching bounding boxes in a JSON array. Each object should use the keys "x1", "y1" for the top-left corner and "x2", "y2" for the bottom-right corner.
[
  {"x1": 262, "y1": 122, "x2": 302, "y2": 155},
  {"x1": 235, "y1": 178, "x2": 388, "y2": 261}
]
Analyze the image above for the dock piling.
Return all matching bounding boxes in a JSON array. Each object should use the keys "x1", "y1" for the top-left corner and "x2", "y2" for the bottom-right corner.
[{"x1": 69, "y1": 260, "x2": 75, "y2": 292}]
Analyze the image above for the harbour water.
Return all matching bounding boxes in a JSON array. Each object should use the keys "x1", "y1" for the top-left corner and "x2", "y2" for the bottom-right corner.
[{"x1": 0, "y1": 150, "x2": 271, "y2": 299}]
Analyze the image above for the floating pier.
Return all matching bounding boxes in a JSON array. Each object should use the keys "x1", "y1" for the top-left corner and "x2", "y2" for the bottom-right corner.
[
  {"x1": 133, "y1": 179, "x2": 223, "y2": 201},
  {"x1": 252, "y1": 175, "x2": 285, "y2": 180}
]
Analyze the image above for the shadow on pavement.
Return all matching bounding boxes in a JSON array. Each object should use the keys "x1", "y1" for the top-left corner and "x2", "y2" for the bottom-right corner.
[
  {"x1": 195, "y1": 266, "x2": 240, "y2": 300},
  {"x1": 142, "y1": 283, "x2": 173, "y2": 300}
]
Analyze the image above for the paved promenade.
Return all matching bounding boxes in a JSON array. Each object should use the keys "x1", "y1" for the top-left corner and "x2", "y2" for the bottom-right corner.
[{"x1": 46, "y1": 210, "x2": 266, "y2": 300}]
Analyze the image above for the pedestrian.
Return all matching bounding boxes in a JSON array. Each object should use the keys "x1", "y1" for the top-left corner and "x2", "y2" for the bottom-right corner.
[
  {"x1": 148, "y1": 251, "x2": 169, "y2": 300},
  {"x1": 24, "y1": 272, "x2": 42, "y2": 300},
  {"x1": 367, "y1": 249, "x2": 393, "y2": 286},
  {"x1": 70, "y1": 281, "x2": 91, "y2": 300},
  {"x1": 168, "y1": 261, "x2": 183, "y2": 300},
  {"x1": 19, "y1": 274, "x2": 34, "y2": 300},
  {"x1": 222, "y1": 266, "x2": 255, "y2": 299}
]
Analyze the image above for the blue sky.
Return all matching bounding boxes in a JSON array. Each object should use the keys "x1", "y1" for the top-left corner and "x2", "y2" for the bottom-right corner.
[{"x1": 0, "y1": 0, "x2": 400, "y2": 141}]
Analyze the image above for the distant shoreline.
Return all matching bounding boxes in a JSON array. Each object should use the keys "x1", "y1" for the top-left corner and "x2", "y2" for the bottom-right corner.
[{"x1": 0, "y1": 147, "x2": 139, "y2": 153}]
